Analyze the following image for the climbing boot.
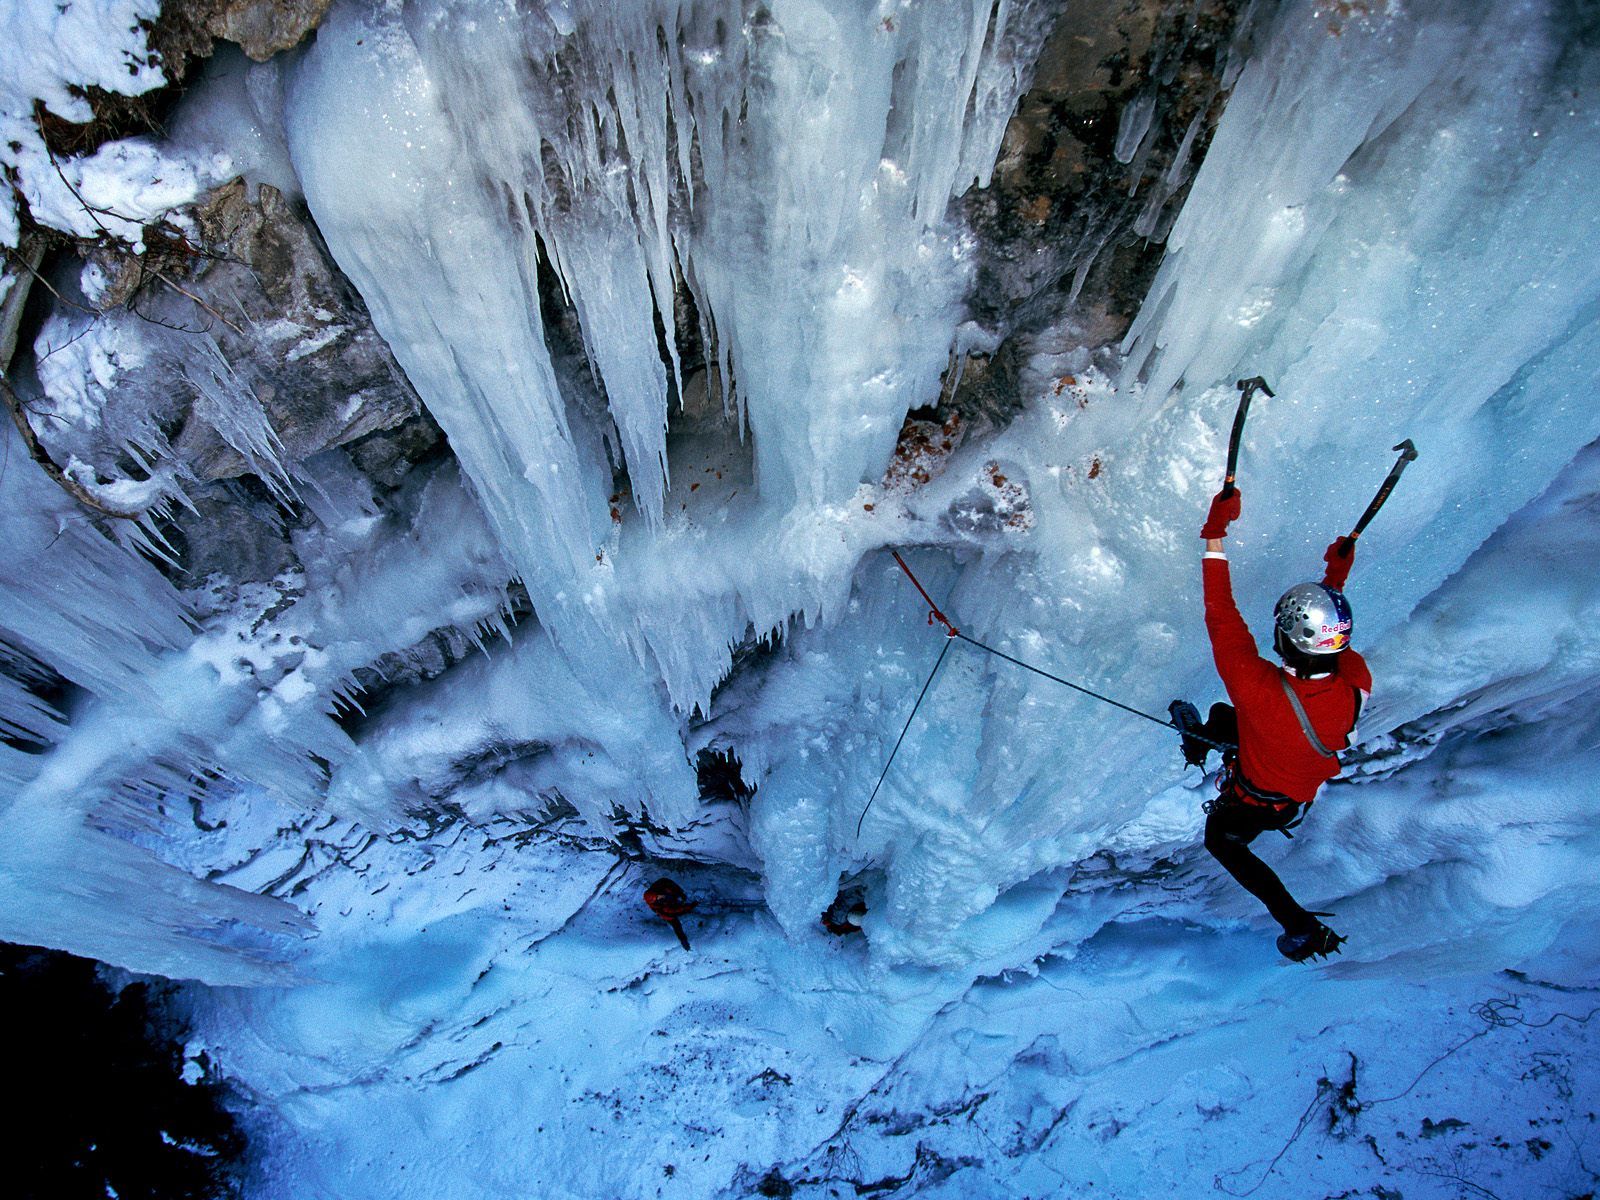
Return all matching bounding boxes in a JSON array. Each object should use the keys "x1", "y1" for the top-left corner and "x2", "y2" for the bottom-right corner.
[
  {"x1": 1276, "y1": 919, "x2": 1345, "y2": 963},
  {"x1": 1169, "y1": 699, "x2": 1211, "y2": 768}
]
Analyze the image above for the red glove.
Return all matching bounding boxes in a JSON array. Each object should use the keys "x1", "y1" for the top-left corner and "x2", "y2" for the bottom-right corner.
[
  {"x1": 1200, "y1": 489, "x2": 1242, "y2": 540},
  {"x1": 1322, "y1": 536, "x2": 1355, "y2": 589}
]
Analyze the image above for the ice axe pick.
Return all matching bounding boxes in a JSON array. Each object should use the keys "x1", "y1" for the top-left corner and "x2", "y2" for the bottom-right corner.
[
  {"x1": 1221, "y1": 376, "x2": 1275, "y2": 499},
  {"x1": 1342, "y1": 438, "x2": 1419, "y2": 550}
]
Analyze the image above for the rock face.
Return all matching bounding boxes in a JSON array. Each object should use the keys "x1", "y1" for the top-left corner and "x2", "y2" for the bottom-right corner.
[
  {"x1": 148, "y1": 0, "x2": 332, "y2": 71},
  {"x1": 961, "y1": 0, "x2": 1253, "y2": 348},
  {"x1": 172, "y1": 178, "x2": 425, "y2": 480},
  {"x1": 32, "y1": 178, "x2": 427, "y2": 491},
  {"x1": 198, "y1": 0, "x2": 335, "y2": 61},
  {"x1": 22, "y1": 0, "x2": 333, "y2": 168},
  {"x1": 161, "y1": 179, "x2": 445, "y2": 586},
  {"x1": 21, "y1": 176, "x2": 441, "y2": 592},
  {"x1": 21, "y1": 0, "x2": 1249, "y2": 529},
  {"x1": 175, "y1": 480, "x2": 302, "y2": 591}
]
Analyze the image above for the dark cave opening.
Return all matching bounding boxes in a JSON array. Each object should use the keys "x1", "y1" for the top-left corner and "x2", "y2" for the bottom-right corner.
[{"x1": 0, "y1": 941, "x2": 247, "y2": 1200}]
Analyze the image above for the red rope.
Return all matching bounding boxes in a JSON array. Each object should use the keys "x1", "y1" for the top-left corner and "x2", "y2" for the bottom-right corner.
[{"x1": 891, "y1": 551, "x2": 958, "y2": 638}]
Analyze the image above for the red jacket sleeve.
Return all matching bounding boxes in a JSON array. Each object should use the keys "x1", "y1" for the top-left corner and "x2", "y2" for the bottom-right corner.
[{"x1": 1203, "y1": 557, "x2": 1271, "y2": 702}]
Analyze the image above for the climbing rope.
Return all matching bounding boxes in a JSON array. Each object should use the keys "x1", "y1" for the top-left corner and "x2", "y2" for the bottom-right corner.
[
  {"x1": 890, "y1": 551, "x2": 959, "y2": 638},
  {"x1": 856, "y1": 551, "x2": 1238, "y2": 838},
  {"x1": 856, "y1": 634, "x2": 953, "y2": 839},
  {"x1": 952, "y1": 631, "x2": 1178, "y2": 731}
]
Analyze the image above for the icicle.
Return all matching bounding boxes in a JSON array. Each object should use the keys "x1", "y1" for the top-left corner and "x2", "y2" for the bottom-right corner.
[
  {"x1": 1165, "y1": 111, "x2": 1204, "y2": 188},
  {"x1": 283, "y1": 0, "x2": 1051, "y2": 733},
  {"x1": 190, "y1": 342, "x2": 295, "y2": 501},
  {"x1": 1113, "y1": 91, "x2": 1156, "y2": 164}
]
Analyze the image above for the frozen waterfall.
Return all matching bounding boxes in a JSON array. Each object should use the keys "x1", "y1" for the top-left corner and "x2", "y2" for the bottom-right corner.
[
  {"x1": 286, "y1": 0, "x2": 1045, "y2": 719},
  {"x1": 0, "y1": 0, "x2": 1592, "y2": 986},
  {"x1": 0, "y1": 0, "x2": 1598, "y2": 1195}
]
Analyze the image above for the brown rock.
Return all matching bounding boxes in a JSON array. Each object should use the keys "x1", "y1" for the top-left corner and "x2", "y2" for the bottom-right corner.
[
  {"x1": 201, "y1": 0, "x2": 334, "y2": 62},
  {"x1": 958, "y1": 0, "x2": 1255, "y2": 414},
  {"x1": 167, "y1": 178, "x2": 422, "y2": 479}
]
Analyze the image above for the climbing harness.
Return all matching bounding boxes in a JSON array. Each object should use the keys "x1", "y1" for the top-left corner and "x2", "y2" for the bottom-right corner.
[
  {"x1": 854, "y1": 552, "x2": 1238, "y2": 838},
  {"x1": 1204, "y1": 761, "x2": 1306, "y2": 838}
]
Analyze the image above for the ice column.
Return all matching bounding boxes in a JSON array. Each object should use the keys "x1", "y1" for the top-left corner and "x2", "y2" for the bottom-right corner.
[
  {"x1": 287, "y1": 5, "x2": 611, "y2": 590},
  {"x1": 681, "y1": 0, "x2": 1036, "y2": 510},
  {"x1": 286, "y1": 0, "x2": 1042, "y2": 669}
]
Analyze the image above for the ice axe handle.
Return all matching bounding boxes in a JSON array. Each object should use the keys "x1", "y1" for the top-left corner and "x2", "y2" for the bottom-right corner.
[
  {"x1": 1349, "y1": 439, "x2": 1418, "y2": 541},
  {"x1": 1221, "y1": 377, "x2": 1274, "y2": 498}
]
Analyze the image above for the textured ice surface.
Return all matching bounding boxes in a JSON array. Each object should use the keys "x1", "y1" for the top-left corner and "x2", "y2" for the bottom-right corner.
[
  {"x1": 0, "y1": 433, "x2": 514, "y2": 979},
  {"x1": 284, "y1": 0, "x2": 1047, "y2": 719},
  {"x1": 175, "y1": 700, "x2": 1600, "y2": 1198}
]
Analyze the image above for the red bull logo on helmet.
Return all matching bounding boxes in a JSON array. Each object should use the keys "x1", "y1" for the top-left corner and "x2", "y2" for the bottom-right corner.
[{"x1": 1315, "y1": 618, "x2": 1352, "y2": 651}]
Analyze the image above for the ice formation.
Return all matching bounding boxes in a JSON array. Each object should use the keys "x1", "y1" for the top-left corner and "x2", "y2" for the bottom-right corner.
[
  {"x1": 0, "y1": 0, "x2": 1598, "y2": 1194},
  {"x1": 283, "y1": 0, "x2": 1047, "y2": 715},
  {"x1": 0, "y1": 0, "x2": 1594, "y2": 980}
]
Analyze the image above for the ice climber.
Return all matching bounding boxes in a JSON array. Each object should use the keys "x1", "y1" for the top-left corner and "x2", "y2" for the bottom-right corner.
[
  {"x1": 1171, "y1": 488, "x2": 1371, "y2": 962},
  {"x1": 643, "y1": 877, "x2": 696, "y2": 951}
]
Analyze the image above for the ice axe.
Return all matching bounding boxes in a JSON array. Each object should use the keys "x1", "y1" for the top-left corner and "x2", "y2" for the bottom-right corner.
[
  {"x1": 1338, "y1": 439, "x2": 1419, "y2": 552},
  {"x1": 1220, "y1": 376, "x2": 1275, "y2": 498}
]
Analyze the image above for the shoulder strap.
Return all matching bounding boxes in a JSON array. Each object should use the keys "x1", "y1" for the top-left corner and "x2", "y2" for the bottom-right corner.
[{"x1": 1278, "y1": 671, "x2": 1338, "y2": 760}]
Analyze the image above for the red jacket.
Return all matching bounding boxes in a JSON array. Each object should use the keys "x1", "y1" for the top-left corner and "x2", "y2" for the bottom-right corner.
[{"x1": 1203, "y1": 556, "x2": 1372, "y2": 804}]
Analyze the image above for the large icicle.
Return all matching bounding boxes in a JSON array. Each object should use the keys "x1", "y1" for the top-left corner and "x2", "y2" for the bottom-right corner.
[
  {"x1": 284, "y1": 0, "x2": 1046, "y2": 724},
  {"x1": 286, "y1": 5, "x2": 610, "y2": 589}
]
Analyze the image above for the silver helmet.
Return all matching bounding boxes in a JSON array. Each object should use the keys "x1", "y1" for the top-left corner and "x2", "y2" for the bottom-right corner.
[{"x1": 1274, "y1": 583, "x2": 1353, "y2": 655}]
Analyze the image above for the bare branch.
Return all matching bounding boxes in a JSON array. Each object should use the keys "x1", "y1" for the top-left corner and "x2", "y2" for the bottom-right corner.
[
  {"x1": 2, "y1": 247, "x2": 103, "y2": 319},
  {"x1": 144, "y1": 263, "x2": 244, "y2": 335},
  {"x1": 35, "y1": 320, "x2": 97, "y2": 365},
  {"x1": 128, "y1": 288, "x2": 210, "y2": 335},
  {"x1": 43, "y1": 143, "x2": 243, "y2": 334},
  {"x1": 2, "y1": 237, "x2": 56, "y2": 365}
]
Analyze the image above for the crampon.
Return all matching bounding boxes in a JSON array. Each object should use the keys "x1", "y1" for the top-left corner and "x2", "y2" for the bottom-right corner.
[{"x1": 1276, "y1": 917, "x2": 1345, "y2": 963}]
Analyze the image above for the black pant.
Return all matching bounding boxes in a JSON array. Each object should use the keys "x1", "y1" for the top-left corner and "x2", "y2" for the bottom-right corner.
[
  {"x1": 1196, "y1": 704, "x2": 1313, "y2": 934},
  {"x1": 1204, "y1": 797, "x2": 1312, "y2": 933}
]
